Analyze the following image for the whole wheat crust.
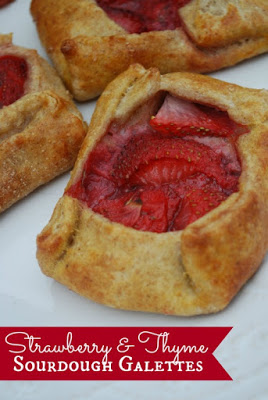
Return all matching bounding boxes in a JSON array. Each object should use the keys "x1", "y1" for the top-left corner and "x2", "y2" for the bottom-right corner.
[
  {"x1": 31, "y1": 0, "x2": 268, "y2": 100},
  {"x1": 0, "y1": 34, "x2": 86, "y2": 212},
  {"x1": 37, "y1": 65, "x2": 268, "y2": 316}
]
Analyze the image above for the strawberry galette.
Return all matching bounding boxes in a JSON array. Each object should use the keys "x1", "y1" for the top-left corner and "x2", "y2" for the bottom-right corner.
[
  {"x1": 0, "y1": 34, "x2": 86, "y2": 213},
  {"x1": 31, "y1": 0, "x2": 268, "y2": 100},
  {"x1": 37, "y1": 65, "x2": 268, "y2": 316}
]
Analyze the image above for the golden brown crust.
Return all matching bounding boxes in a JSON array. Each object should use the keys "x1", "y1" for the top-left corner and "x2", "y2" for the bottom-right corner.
[
  {"x1": 0, "y1": 34, "x2": 86, "y2": 212},
  {"x1": 31, "y1": 0, "x2": 268, "y2": 100},
  {"x1": 36, "y1": 65, "x2": 268, "y2": 316},
  {"x1": 180, "y1": 0, "x2": 268, "y2": 48}
]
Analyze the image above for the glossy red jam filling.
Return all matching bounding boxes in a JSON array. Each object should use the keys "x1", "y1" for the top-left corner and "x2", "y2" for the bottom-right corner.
[
  {"x1": 67, "y1": 94, "x2": 248, "y2": 233},
  {"x1": 0, "y1": 55, "x2": 28, "y2": 108},
  {"x1": 96, "y1": 0, "x2": 191, "y2": 33}
]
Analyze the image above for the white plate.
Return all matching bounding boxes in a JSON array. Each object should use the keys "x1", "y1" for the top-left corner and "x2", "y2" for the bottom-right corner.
[{"x1": 0, "y1": 1, "x2": 268, "y2": 398}]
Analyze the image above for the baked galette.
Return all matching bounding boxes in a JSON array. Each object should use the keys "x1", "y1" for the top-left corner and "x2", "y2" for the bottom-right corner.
[
  {"x1": 0, "y1": 34, "x2": 86, "y2": 212},
  {"x1": 36, "y1": 65, "x2": 268, "y2": 316},
  {"x1": 31, "y1": 0, "x2": 268, "y2": 100}
]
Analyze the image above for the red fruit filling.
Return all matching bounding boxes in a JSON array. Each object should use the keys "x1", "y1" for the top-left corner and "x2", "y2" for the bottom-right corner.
[
  {"x1": 150, "y1": 95, "x2": 248, "y2": 138},
  {"x1": 0, "y1": 55, "x2": 28, "y2": 108},
  {"x1": 96, "y1": 0, "x2": 191, "y2": 34},
  {"x1": 67, "y1": 94, "x2": 248, "y2": 233}
]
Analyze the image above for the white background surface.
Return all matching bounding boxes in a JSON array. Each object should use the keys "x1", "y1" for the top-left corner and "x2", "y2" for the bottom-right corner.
[{"x1": 0, "y1": 0, "x2": 268, "y2": 398}]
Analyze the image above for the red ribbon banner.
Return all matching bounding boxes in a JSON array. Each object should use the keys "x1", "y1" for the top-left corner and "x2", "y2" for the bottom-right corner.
[{"x1": 0, "y1": 327, "x2": 232, "y2": 380}]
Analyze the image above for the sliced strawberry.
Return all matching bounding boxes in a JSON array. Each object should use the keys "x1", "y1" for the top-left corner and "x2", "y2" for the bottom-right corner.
[
  {"x1": 141, "y1": 0, "x2": 182, "y2": 32},
  {"x1": 67, "y1": 91, "x2": 248, "y2": 233},
  {"x1": 184, "y1": 136, "x2": 241, "y2": 175},
  {"x1": 102, "y1": 7, "x2": 144, "y2": 34},
  {"x1": 150, "y1": 95, "x2": 248, "y2": 138},
  {"x1": 133, "y1": 189, "x2": 168, "y2": 232},
  {"x1": 113, "y1": 133, "x2": 238, "y2": 191},
  {"x1": 84, "y1": 140, "x2": 119, "y2": 181},
  {"x1": 130, "y1": 158, "x2": 195, "y2": 186},
  {"x1": 93, "y1": 188, "x2": 169, "y2": 232},
  {"x1": 0, "y1": 55, "x2": 28, "y2": 108},
  {"x1": 96, "y1": 0, "x2": 145, "y2": 33},
  {"x1": 171, "y1": 183, "x2": 228, "y2": 231},
  {"x1": 161, "y1": 184, "x2": 182, "y2": 226},
  {"x1": 97, "y1": 0, "x2": 139, "y2": 13},
  {"x1": 93, "y1": 192, "x2": 142, "y2": 227},
  {"x1": 82, "y1": 174, "x2": 116, "y2": 208},
  {"x1": 96, "y1": 0, "x2": 191, "y2": 34}
]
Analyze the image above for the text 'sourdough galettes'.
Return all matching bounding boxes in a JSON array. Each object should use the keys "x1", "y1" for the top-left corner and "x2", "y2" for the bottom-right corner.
[
  {"x1": 37, "y1": 65, "x2": 268, "y2": 316},
  {"x1": 31, "y1": 0, "x2": 268, "y2": 100},
  {"x1": 0, "y1": 34, "x2": 86, "y2": 213}
]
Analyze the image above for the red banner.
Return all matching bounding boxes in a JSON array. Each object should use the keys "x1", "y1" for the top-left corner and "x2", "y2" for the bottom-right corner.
[{"x1": 0, "y1": 327, "x2": 232, "y2": 380}]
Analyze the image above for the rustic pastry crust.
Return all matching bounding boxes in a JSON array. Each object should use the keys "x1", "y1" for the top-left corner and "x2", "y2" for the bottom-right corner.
[
  {"x1": 36, "y1": 65, "x2": 268, "y2": 316},
  {"x1": 0, "y1": 34, "x2": 86, "y2": 212},
  {"x1": 31, "y1": 0, "x2": 268, "y2": 100}
]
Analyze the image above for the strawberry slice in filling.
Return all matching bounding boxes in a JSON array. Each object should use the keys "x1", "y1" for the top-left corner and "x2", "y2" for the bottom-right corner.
[
  {"x1": 96, "y1": 0, "x2": 191, "y2": 34},
  {"x1": 67, "y1": 94, "x2": 248, "y2": 233},
  {"x1": 0, "y1": 55, "x2": 28, "y2": 108},
  {"x1": 150, "y1": 94, "x2": 248, "y2": 137}
]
